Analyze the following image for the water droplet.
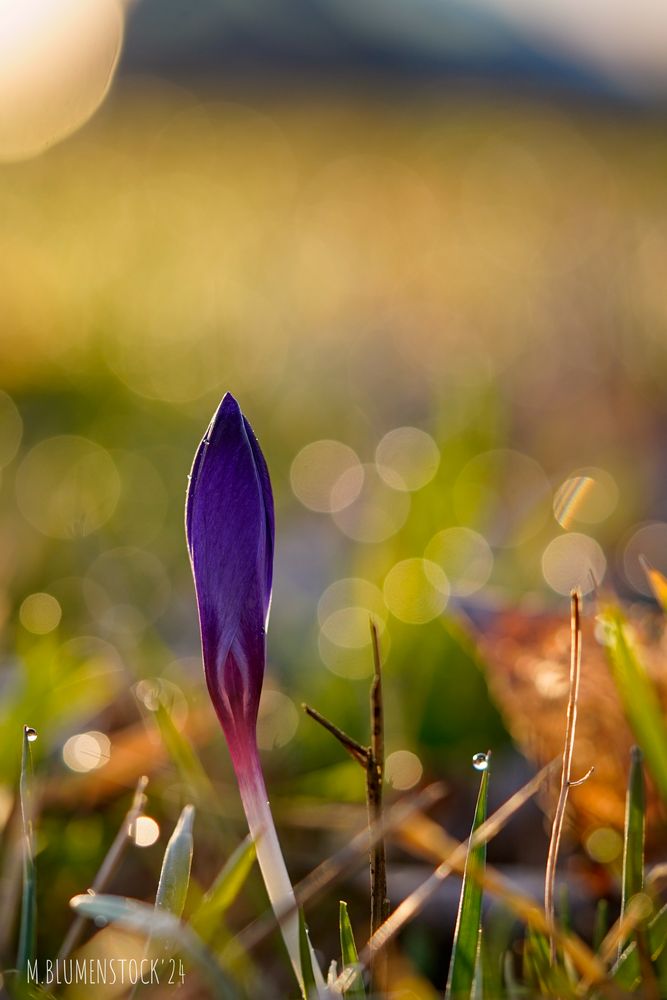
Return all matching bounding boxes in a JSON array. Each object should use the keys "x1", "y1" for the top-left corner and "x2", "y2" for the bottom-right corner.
[
  {"x1": 472, "y1": 752, "x2": 489, "y2": 771},
  {"x1": 24, "y1": 727, "x2": 38, "y2": 743},
  {"x1": 94, "y1": 916, "x2": 107, "y2": 928}
]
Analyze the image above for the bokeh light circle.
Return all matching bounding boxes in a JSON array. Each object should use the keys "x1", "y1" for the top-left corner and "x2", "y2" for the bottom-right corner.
[
  {"x1": 19, "y1": 592, "x2": 61, "y2": 634},
  {"x1": 317, "y1": 577, "x2": 386, "y2": 627},
  {"x1": 131, "y1": 816, "x2": 160, "y2": 848},
  {"x1": 375, "y1": 426, "x2": 440, "y2": 492},
  {"x1": 383, "y1": 558, "x2": 449, "y2": 624},
  {"x1": 318, "y1": 577, "x2": 386, "y2": 652},
  {"x1": 333, "y1": 465, "x2": 410, "y2": 543},
  {"x1": 541, "y1": 532, "x2": 606, "y2": 596},
  {"x1": 290, "y1": 440, "x2": 364, "y2": 513},
  {"x1": 386, "y1": 750, "x2": 423, "y2": 790},
  {"x1": 257, "y1": 689, "x2": 299, "y2": 750},
  {"x1": 622, "y1": 521, "x2": 667, "y2": 596},
  {"x1": 553, "y1": 467, "x2": 619, "y2": 528},
  {"x1": 318, "y1": 629, "x2": 375, "y2": 680},
  {"x1": 424, "y1": 527, "x2": 493, "y2": 596},
  {"x1": 0, "y1": 0, "x2": 124, "y2": 162},
  {"x1": 62, "y1": 730, "x2": 111, "y2": 773},
  {"x1": 16, "y1": 435, "x2": 120, "y2": 538}
]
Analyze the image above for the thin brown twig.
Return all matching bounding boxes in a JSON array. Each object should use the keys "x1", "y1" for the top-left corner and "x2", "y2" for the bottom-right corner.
[
  {"x1": 544, "y1": 590, "x2": 583, "y2": 963},
  {"x1": 301, "y1": 704, "x2": 369, "y2": 767},
  {"x1": 57, "y1": 775, "x2": 149, "y2": 961}
]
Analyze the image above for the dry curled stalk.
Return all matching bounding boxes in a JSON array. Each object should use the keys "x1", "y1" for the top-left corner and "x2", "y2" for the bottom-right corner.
[{"x1": 544, "y1": 590, "x2": 591, "y2": 962}]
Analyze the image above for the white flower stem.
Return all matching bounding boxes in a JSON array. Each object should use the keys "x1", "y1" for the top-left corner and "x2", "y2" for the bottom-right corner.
[{"x1": 235, "y1": 743, "x2": 326, "y2": 997}]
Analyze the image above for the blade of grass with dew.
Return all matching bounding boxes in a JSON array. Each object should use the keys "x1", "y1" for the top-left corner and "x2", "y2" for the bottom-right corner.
[
  {"x1": 339, "y1": 901, "x2": 365, "y2": 998},
  {"x1": 70, "y1": 892, "x2": 237, "y2": 998},
  {"x1": 620, "y1": 747, "x2": 645, "y2": 952},
  {"x1": 17, "y1": 725, "x2": 36, "y2": 978},
  {"x1": 445, "y1": 756, "x2": 490, "y2": 1000},
  {"x1": 298, "y1": 909, "x2": 318, "y2": 1000},
  {"x1": 155, "y1": 804, "x2": 195, "y2": 918},
  {"x1": 191, "y1": 835, "x2": 256, "y2": 943},
  {"x1": 600, "y1": 609, "x2": 667, "y2": 802}
]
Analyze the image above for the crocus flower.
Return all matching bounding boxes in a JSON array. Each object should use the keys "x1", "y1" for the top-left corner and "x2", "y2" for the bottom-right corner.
[{"x1": 186, "y1": 393, "x2": 324, "y2": 995}]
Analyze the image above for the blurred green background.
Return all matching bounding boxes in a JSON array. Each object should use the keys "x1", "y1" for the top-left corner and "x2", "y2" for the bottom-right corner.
[{"x1": 2, "y1": 3, "x2": 667, "y2": 994}]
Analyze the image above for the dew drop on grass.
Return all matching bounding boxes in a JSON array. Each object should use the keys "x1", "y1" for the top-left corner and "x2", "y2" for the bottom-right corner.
[
  {"x1": 25, "y1": 727, "x2": 38, "y2": 743},
  {"x1": 472, "y1": 752, "x2": 489, "y2": 771}
]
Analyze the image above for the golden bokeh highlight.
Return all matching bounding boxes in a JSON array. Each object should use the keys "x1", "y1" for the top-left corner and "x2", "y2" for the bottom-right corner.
[
  {"x1": 541, "y1": 532, "x2": 606, "y2": 596},
  {"x1": 386, "y1": 750, "x2": 423, "y2": 790},
  {"x1": 290, "y1": 440, "x2": 363, "y2": 513},
  {"x1": 424, "y1": 526, "x2": 493, "y2": 597},
  {"x1": 333, "y1": 465, "x2": 410, "y2": 543},
  {"x1": 0, "y1": 0, "x2": 124, "y2": 161},
  {"x1": 375, "y1": 426, "x2": 440, "y2": 492},
  {"x1": 62, "y1": 730, "x2": 111, "y2": 773},
  {"x1": 19, "y1": 591, "x2": 61, "y2": 634},
  {"x1": 383, "y1": 558, "x2": 449, "y2": 624},
  {"x1": 584, "y1": 826, "x2": 623, "y2": 864}
]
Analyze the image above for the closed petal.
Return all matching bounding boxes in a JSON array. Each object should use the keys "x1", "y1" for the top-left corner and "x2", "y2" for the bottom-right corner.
[{"x1": 186, "y1": 393, "x2": 274, "y2": 728}]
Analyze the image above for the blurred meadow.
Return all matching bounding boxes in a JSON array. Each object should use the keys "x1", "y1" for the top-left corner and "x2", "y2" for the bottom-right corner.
[{"x1": 3, "y1": 2, "x2": 667, "y2": 997}]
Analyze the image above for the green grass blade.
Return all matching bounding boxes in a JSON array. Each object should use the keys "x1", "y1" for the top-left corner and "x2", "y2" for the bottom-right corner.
[
  {"x1": 600, "y1": 609, "x2": 667, "y2": 802},
  {"x1": 154, "y1": 700, "x2": 218, "y2": 806},
  {"x1": 613, "y1": 902, "x2": 667, "y2": 989},
  {"x1": 70, "y1": 892, "x2": 238, "y2": 998},
  {"x1": 445, "y1": 758, "x2": 490, "y2": 1000},
  {"x1": 593, "y1": 899, "x2": 609, "y2": 954},
  {"x1": 523, "y1": 929, "x2": 577, "y2": 999},
  {"x1": 339, "y1": 901, "x2": 365, "y2": 998},
  {"x1": 155, "y1": 804, "x2": 195, "y2": 918},
  {"x1": 620, "y1": 746, "x2": 645, "y2": 956},
  {"x1": 298, "y1": 908, "x2": 317, "y2": 1000},
  {"x1": 190, "y1": 835, "x2": 256, "y2": 942},
  {"x1": 17, "y1": 725, "x2": 37, "y2": 977}
]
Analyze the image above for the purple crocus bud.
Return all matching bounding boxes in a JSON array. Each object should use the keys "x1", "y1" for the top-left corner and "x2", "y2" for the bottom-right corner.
[{"x1": 186, "y1": 393, "x2": 324, "y2": 996}]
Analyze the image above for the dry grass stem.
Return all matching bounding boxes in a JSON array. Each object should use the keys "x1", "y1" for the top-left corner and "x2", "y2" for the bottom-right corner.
[{"x1": 544, "y1": 590, "x2": 583, "y2": 962}]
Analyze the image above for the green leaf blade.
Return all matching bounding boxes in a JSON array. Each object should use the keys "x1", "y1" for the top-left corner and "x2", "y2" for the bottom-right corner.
[
  {"x1": 190, "y1": 835, "x2": 256, "y2": 942},
  {"x1": 446, "y1": 758, "x2": 490, "y2": 1000},
  {"x1": 339, "y1": 900, "x2": 366, "y2": 998},
  {"x1": 621, "y1": 747, "x2": 646, "y2": 936},
  {"x1": 70, "y1": 892, "x2": 237, "y2": 998},
  {"x1": 298, "y1": 908, "x2": 317, "y2": 1000},
  {"x1": 155, "y1": 803, "x2": 195, "y2": 918},
  {"x1": 17, "y1": 725, "x2": 37, "y2": 977},
  {"x1": 601, "y1": 610, "x2": 667, "y2": 802}
]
